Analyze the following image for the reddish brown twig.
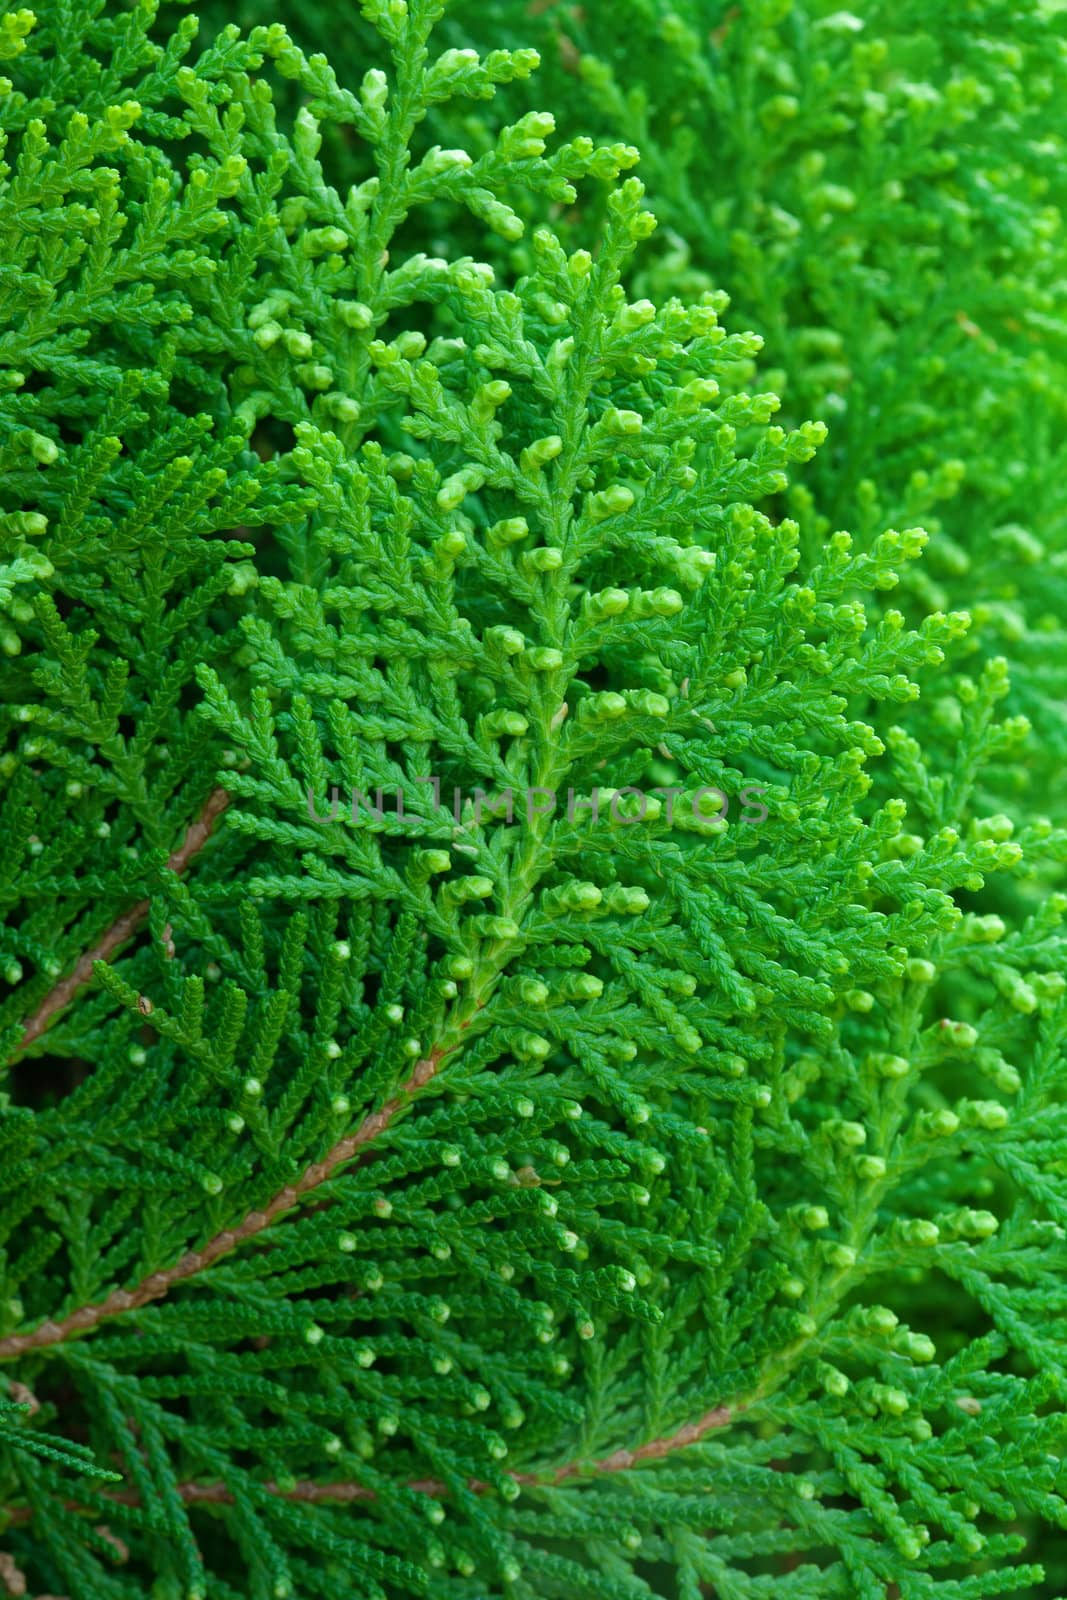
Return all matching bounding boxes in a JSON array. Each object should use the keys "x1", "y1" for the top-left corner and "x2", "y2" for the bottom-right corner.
[
  {"x1": 2, "y1": 1401, "x2": 738, "y2": 1527},
  {"x1": 16, "y1": 788, "x2": 232, "y2": 1055},
  {"x1": 0, "y1": 1040, "x2": 459, "y2": 1360},
  {"x1": 526, "y1": 1401, "x2": 736, "y2": 1483}
]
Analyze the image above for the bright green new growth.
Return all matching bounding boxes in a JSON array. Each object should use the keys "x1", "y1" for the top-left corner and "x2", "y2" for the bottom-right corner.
[
  {"x1": 429, "y1": 0, "x2": 1067, "y2": 831},
  {"x1": 1, "y1": 2, "x2": 1066, "y2": 1598}
]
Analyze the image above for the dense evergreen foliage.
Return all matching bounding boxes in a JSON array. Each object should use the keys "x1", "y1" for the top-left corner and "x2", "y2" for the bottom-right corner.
[{"x1": 1, "y1": 2, "x2": 1065, "y2": 1597}]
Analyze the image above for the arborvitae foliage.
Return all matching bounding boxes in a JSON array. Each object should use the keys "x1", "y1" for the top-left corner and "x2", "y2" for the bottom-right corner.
[
  {"x1": 404, "y1": 0, "x2": 1067, "y2": 829},
  {"x1": 1, "y1": 4, "x2": 1066, "y2": 1599}
]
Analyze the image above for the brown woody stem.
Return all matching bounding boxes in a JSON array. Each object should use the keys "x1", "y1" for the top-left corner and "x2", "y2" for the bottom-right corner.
[{"x1": 1, "y1": 1402, "x2": 738, "y2": 1525}]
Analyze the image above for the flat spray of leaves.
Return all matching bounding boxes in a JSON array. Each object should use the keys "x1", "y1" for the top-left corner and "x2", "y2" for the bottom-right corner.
[{"x1": 0, "y1": 2, "x2": 1066, "y2": 1598}]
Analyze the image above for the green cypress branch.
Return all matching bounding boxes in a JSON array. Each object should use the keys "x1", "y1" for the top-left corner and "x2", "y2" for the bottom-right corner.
[
  {"x1": 0, "y1": 1020, "x2": 470, "y2": 1359},
  {"x1": 1, "y1": 2, "x2": 1066, "y2": 1597},
  {"x1": 13, "y1": 788, "x2": 232, "y2": 1058}
]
